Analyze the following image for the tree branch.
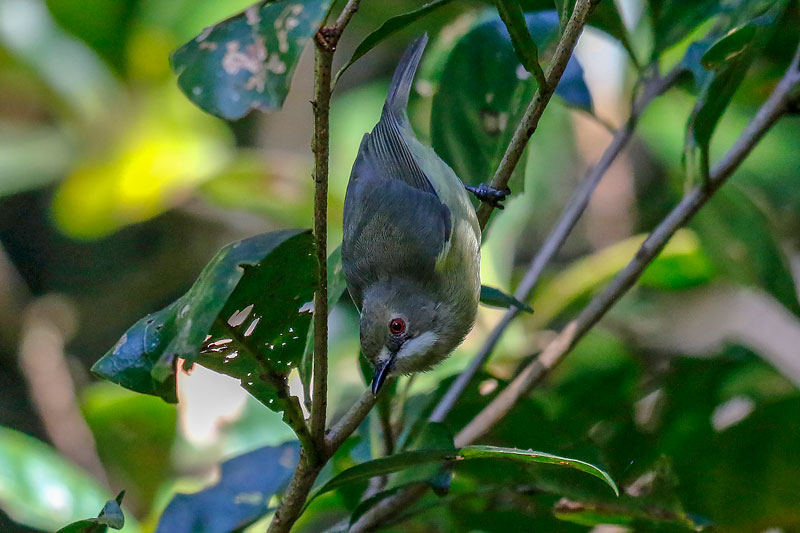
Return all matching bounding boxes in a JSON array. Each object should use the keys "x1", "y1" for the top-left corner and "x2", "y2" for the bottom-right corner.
[
  {"x1": 455, "y1": 42, "x2": 800, "y2": 446},
  {"x1": 310, "y1": 39, "x2": 332, "y2": 455},
  {"x1": 476, "y1": 0, "x2": 596, "y2": 229},
  {"x1": 268, "y1": 1, "x2": 362, "y2": 530},
  {"x1": 430, "y1": 65, "x2": 682, "y2": 423}
]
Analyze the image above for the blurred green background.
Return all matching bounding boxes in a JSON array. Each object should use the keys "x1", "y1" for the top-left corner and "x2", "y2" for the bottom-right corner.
[{"x1": 1, "y1": 0, "x2": 800, "y2": 531}]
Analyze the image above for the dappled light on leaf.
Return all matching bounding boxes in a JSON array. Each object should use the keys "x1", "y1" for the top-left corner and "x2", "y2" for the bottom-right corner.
[{"x1": 171, "y1": 0, "x2": 331, "y2": 119}]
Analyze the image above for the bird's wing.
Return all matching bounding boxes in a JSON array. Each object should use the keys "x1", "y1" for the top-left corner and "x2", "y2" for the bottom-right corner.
[{"x1": 342, "y1": 140, "x2": 451, "y2": 307}]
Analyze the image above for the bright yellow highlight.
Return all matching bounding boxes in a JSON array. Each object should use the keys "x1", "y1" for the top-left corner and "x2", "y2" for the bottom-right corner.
[{"x1": 53, "y1": 88, "x2": 231, "y2": 239}]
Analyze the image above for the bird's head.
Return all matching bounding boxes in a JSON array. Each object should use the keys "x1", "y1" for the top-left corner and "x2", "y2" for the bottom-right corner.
[{"x1": 359, "y1": 280, "x2": 445, "y2": 394}]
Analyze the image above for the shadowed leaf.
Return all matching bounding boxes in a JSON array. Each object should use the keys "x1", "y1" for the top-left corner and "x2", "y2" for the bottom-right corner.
[
  {"x1": 480, "y1": 284, "x2": 534, "y2": 313},
  {"x1": 431, "y1": 11, "x2": 591, "y2": 195},
  {"x1": 156, "y1": 442, "x2": 299, "y2": 533}
]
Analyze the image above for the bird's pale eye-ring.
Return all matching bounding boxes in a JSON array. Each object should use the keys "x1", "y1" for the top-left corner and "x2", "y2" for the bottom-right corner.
[{"x1": 389, "y1": 318, "x2": 406, "y2": 335}]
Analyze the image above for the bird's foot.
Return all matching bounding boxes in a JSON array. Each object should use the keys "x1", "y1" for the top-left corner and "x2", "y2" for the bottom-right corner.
[{"x1": 465, "y1": 183, "x2": 511, "y2": 209}]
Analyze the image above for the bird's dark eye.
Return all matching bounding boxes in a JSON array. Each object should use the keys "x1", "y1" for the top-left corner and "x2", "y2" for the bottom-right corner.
[{"x1": 389, "y1": 318, "x2": 405, "y2": 335}]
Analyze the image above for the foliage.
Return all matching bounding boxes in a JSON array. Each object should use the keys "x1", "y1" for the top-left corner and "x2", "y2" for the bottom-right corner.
[{"x1": 2, "y1": 0, "x2": 800, "y2": 531}]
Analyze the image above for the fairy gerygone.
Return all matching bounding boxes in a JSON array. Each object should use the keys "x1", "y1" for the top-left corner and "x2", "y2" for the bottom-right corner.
[{"x1": 341, "y1": 35, "x2": 481, "y2": 394}]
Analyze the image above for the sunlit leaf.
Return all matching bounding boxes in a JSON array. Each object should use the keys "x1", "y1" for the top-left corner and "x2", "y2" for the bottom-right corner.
[
  {"x1": 530, "y1": 229, "x2": 715, "y2": 328},
  {"x1": 171, "y1": 0, "x2": 331, "y2": 119},
  {"x1": 431, "y1": 11, "x2": 591, "y2": 193},
  {"x1": 480, "y1": 284, "x2": 534, "y2": 313},
  {"x1": 57, "y1": 491, "x2": 125, "y2": 533},
  {"x1": 335, "y1": 0, "x2": 454, "y2": 83},
  {"x1": 0, "y1": 427, "x2": 130, "y2": 532},
  {"x1": 52, "y1": 89, "x2": 231, "y2": 239},
  {"x1": 310, "y1": 445, "x2": 618, "y2": 502},
  {"x1": 156, "y1": 442, "x2": 299, "y2": 533},
  {"x1": 92, "y1": 230, "x2": 317, "y2": 414}
]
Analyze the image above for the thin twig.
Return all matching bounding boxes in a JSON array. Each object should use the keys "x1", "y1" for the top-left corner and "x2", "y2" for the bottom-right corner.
[
  {"x1": 268, "y1": 2, "x2": 362, "y2": 531},
  {"x1": 310, "y1": 40, "x2": 332, "y2": 455},
  {"x1": 455, "y1": 42, "x2": 800, "y2": 445},
  {"x1": 476, "y1": 0, "x2": 596, "y2": 229},
  {"x1": 430, "y1": 65, "x2": 682, "y2": 423}
]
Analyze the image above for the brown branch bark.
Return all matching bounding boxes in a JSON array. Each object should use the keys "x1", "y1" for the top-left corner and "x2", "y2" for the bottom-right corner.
[
  {"x1": 268, "y1": 1, "x2": 362, "y2": 531},
  {"x1": 476, "y1": 0, "x2": 596, "y2": 229}
]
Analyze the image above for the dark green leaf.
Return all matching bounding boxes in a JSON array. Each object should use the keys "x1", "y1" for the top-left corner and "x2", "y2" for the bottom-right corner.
[
  {"x1": 156, "y1": 442, "x2": 299, "y2": 533},
  {"x1": 335, "y1": 0, "x2": 454, "y2": 83},
  {"x1": 92, "y1": 230, "x2": 317, "y2": 414},
  {"x1": 683, "y1": 4, "x2": 780, "y2": 186},
  {"x1": 480, "y1": 284, "x2": 534, "y2": 312},
  {"x1": 0, "y1": 427, "x2": 114, "y2": 532},
  {"x1": 431, "y1": 11, "x2": 591, "y2": 192},
  {"x1": 392, "y1": 422, "x2": 455, "y2": 491},
  {"x1": 56, "y1": 492, "x2": 125, "y2": 533},
  {"x1": 310, "y1": 445, "x2": 618, "y2": 502},
  {"x1": 690, "y1": 186, "x2": 800, "y2": 317},
  {"x1": 648, "y1": 0, "x2": 722, "y2": 56},
  {"x1": 171, "y1": 0, "x2": 331, "y2": 119},
  {"x1": 495, "y1": 0, "x2": 547, "y2": 87},
  {"x1": 300, "y1": 245, "x2": 347, "y2": 407},
  {"x1": 700, "y1": 24, "x2": 757, "y2": 69}
]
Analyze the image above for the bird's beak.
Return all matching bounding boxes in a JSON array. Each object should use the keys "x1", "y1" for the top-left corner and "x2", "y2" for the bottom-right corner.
[{"x1": 371, "y1": 352, "x2": 397, "y2": 395}]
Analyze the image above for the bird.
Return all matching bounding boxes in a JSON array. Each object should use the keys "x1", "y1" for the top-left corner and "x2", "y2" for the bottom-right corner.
[{"x1": 341, "y1": 35, "x2": 483, "y2": 395}]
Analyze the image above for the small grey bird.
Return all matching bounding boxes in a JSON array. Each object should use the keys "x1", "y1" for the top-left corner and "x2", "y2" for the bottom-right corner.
[{"x1": 341, "y1": 35, "x2": 482, "y2": 394}]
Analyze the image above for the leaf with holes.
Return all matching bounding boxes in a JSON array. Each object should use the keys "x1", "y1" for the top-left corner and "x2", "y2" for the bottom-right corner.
[
  {"x1": 431, "y1": 11, "x2": 591, "y2": 194},
  {"x1": 171, "y1": 0, "x2": 331, "y2": 119},
  {"x1": 92, "y1": 230, "x2": 317, "y2": 415}
]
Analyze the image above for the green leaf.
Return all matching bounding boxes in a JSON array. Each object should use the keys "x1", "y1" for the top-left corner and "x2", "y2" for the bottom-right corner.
[
  {"x1": 310, "y1": 445, "x2": 618, "y2": 502},
  {"x1": 171, "y1": 0, "x2": 331, "y2": 119},
  {"x1": 431, "y1": 11, "x2": 591, "y2": 192},
  {"x1": 92, "y1": 230, "x2": 316, "y2": 414},
  {"x1": 531, "y1": 229, "x2": 714, "y2": 328},
  {"x1": 0, "y1": 427, "x2": 123, "y2": 532},
  {"x1": 648, "y1": 0, "x2": 722, "y2": 56},
  {"x1": 57, "y1": 492, "x2": 126, "y2": 533},
  {"x1": 81, "y1": 384, "x2": 177, "y2": 512},
  {"x1": 494, "y1": 0, "x2": 547, "y2": 88},
  {"x1": 480, "y1": 284, "x2": 534, "y2": 313},
  {"x1": 335, "y1": 0, "x2": 454, "y2": 83},
  {"x1": 156, "y1": 442, "x2": 299, "y2": 533},
  {"x1": 300, "y1": 245, "x2": 348, "y2": 408},
  {"x1": 691, "y1": 186, "x2": 800, "y2": 317},
  {"x1": 683, "y1": 5, "x2": 781, "y2": 187},
  {"x1": 700, "y1": 24, "x2": 757, "y2": 69}
]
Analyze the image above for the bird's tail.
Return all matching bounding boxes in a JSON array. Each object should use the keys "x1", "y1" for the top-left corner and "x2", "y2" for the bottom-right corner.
[{"x1": 383, "y1": 34, "x2": 428, "y2": 120}]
